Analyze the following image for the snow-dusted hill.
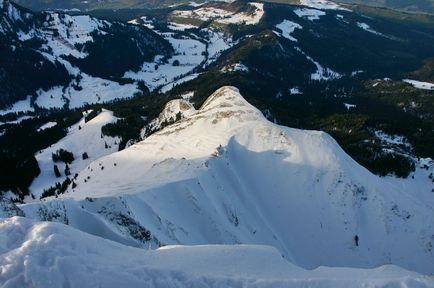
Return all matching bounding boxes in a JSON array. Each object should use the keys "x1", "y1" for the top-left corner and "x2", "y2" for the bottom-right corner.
[
  {"x1": 0, "y1": 0, "x2": 171, "y2": 110},
  {"x1": 1, "y1": 216, "x2": 432, "y2": 288},
  {"x1": 14, "y1": 86, "x2": 434, "y2": 276}
]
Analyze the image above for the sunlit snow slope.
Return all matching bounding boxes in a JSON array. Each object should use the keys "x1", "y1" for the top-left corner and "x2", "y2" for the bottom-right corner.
[
  {"x1": 20, "y1": 86, "x2": 434, "y2": 275},
  {"x1": 29, "y1": 109, "x2": 120, "y2": 200}
]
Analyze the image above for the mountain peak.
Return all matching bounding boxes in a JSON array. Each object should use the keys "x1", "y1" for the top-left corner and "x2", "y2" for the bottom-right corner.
[{"x1": 193, "y1": 86, "x2": 264, "y2": 125}]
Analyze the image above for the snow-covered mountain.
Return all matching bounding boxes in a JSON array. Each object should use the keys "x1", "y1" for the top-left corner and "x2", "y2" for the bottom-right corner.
[
  {"x1": 11, "y1": 86, "x2": 434, "y2": 276},
  {"x1": 0, "y1": 0, "x2": 172, "y2": 109},
  {"x1": 1, "y1": 0, "x2": 434, "y2": 284}
]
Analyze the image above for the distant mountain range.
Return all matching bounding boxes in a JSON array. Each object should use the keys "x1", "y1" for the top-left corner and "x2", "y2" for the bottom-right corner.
[{"x1": 10, "y1": 0, "x2": 434, "y2": 14}]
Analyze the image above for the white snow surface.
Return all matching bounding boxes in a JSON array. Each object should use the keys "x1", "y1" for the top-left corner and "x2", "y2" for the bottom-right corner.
[
  {"x1": 35, "y1": 74, "x2": 139, "y2": 109},
  {"x1": 128, "y1": 16, "x2": 155, "y2": 29},
  {"x1": 1, "y1": 216, "x2": 432, "y2": 288},
  {"x1": 344, "y1": 103, "x2": 356, "y2": 110},
  {"x1": 41, "y1": 14, "x2": 109, "y2": 58},
  {"x1": 16, "y1": 86, "x2": 434, "y2": 276},
  {"x1": 167, "y1": 22, "x2": 199, "y2": 31},
  {"x1": 204, "y1": 30, "x2": 233, "y2": 65},
  {"x1": 274, "y1": 20, "x2": 302, "y2": 42},
  {"x1": 160, "y1": 73, "x2": 201, "y2": 93},
  {"x1": 124, "y1": 29, "x2": 233, "y2": 91},
  {"x1": 17, "y1": 13, "x2": 110, "y2": 59},
  {"x1": 219, "y1": 3, "x2": 264, "y2": 25},
  {"x1": 0, "y1": 115, "x2": 34, "y2": 125},
  {"x1": 299, "y1": 0, "x2": 350, "y2": 10},
  {"x1": 1, "y1": 5, "x2": 142, "y2": 109},
  {"x1": 294, "y1": 47, "x2": 342, "y2": 81},
  {"x1": 0, "y1": 96, "x2": 33, "y2": 115},
  {"x1": 29, "y1": 109, "x2": 120, "y2": 200},
  {"x1": 172, "y1": 2, "x2": 264, "y2": 25},
  {"x1": 357, "y1": 22, "x2": 386, "y2": 37},
  {"x1": 294, "y1": 8, "x2": 326, "y2": 20},
  {"x1": 374, "y1": 130, "x2": 410, "y2": 147},
  {"x1": 123, "y1": 33, "x2": 206, "y2": 91},
  {"x1": 180, "y1": 91, "x2": 195, "y2": 101},
  {"x1": 290, "y1": 87, "x2": 303, "y2": 94},
  {"x1": 403, "y1": 79, "x2": 434, "y2": 90},
  {"x1": 37, "y1": 121, "x2": 57, "y2": 132}
]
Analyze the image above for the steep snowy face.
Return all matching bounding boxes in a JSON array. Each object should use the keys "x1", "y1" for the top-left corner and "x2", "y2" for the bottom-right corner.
[
  {"x1": 20, "y1": 86, "x2": 434, "y2": 275},
  {"x1": 62, "y1": 86, "x2": 354, "y2": 198}
]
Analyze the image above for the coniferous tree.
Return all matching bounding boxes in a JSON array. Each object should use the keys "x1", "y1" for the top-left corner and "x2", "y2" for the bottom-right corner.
[
  {"x1": 64, "y1": 164, "x2": 70, "y2": 176},
  {"x1": 54, "y1": 165, "x2": 61, "y2": 178}
]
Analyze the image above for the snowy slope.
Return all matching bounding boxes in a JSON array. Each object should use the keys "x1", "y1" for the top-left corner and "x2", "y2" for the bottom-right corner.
[
  {"x1": 29, "y1": 110, "x2": 120, "y2": 200},
  {"x1": 123, "y1": 24, "x2": 233, "y2": 91},
  {"x1": 123, "y1": 32, "x2": 206, "y2": 91},
  {"x1": 18, "y1": 86, "x2": 434, "y2": 275},
  {"x1": 0, "y1": 2, "x2": 168, "y2": 109},
  {"x1": 0, "y1": 217, "x2": 432, "y2": 288}
]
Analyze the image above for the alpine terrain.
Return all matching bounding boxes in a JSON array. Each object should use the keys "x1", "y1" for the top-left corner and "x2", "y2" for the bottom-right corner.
[{"x1": 0, "y1": 0, "x2": 434, "y2": 287}]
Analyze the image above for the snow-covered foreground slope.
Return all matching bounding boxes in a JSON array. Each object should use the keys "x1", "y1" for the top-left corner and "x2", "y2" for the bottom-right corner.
[
  {"x1": 1, "y1": 217, "x2": 432, "y2": 288},
  {"x1": 16, "y1": 86, "x2": 434, "y2": 275}
]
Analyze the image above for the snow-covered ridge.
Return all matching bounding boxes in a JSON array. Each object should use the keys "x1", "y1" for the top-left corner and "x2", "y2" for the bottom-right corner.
[
  {"x1": 14, "y1": 86, "x2": 434, "y2": 276},
  {"x1": 1, "y1": 216, "x2": 432, "y2": 288}
]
